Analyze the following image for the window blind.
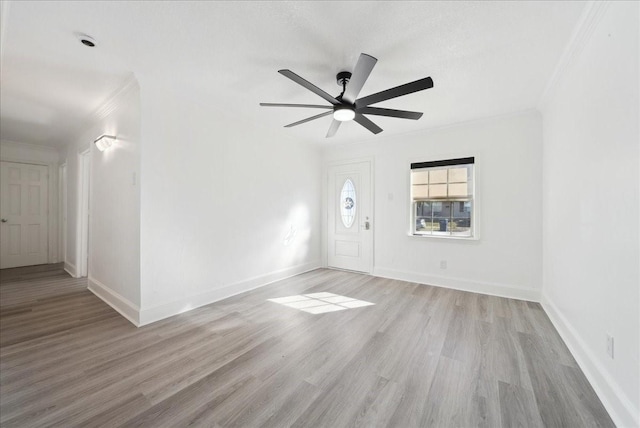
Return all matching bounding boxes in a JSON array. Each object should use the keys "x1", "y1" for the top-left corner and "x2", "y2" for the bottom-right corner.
[{"x1": 411, "y1": 157, "x2": 474, "y2": 200}]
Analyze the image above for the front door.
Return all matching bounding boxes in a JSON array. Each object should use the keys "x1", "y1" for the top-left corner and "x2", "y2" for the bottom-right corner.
[
  {"x1": 327, "y1": 160, "x2": 372, "y2": 273},
  {"x1": 0, "y1": 161, "x2": 49, "y2": 269}
]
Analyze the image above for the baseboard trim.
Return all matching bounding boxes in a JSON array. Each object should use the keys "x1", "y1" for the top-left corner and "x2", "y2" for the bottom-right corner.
[
  {"x1": 541, "y1": 294, "x2": 639, "y2": 428},
  {"x1": 88, "y1": 276, "x2": 140, "y2": 327},
  {"x1": 373, "y1": 267, "x2": 541, "y2": 302},
  {"x1": 64, "y1": 262, "x2": 77, "y2": 278},
  {"x1": 138, "y1": 260, "x2": 322, "y2": 326}
]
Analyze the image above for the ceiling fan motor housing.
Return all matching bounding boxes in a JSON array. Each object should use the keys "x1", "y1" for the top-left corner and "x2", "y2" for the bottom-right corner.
[{"x1": 336, "y1": 71, "x2": 352, "y2": 87}]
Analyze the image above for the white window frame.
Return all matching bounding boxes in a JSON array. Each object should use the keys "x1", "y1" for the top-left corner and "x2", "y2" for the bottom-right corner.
[{"x1": 409, "y1": 157, "x2": 476, "y2": 239}]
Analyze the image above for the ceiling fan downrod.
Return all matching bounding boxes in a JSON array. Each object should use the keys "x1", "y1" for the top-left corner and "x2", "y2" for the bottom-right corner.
[{"x1": 336, "y1": 71, "x2": 352, "y2": 98}]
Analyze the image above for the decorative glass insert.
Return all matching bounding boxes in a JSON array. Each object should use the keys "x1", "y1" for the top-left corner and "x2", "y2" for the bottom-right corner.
[{"x1": 340, "y1": 179, "x2": 356, "y2": 228}]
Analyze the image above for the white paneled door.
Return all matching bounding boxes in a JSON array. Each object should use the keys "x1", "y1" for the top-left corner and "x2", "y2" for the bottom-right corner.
[
  {"x1": 0, "y1": 161, "x2": 49, "y2": 269},
  {"x1": 328, "y1": 161, "x2": 373, "y2": 273}
]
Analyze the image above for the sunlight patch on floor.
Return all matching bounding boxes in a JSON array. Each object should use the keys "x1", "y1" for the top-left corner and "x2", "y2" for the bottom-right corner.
[{"x1": 268, "y1": 292, "x2": 374, "y2": 314}]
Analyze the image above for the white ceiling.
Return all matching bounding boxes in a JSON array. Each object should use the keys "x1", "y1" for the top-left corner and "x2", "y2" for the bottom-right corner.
[{"x1": 0, "y1": 1, "x2": 587, "y2": 147}]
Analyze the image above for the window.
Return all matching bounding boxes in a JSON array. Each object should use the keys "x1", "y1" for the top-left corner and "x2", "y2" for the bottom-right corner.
[{"x1": 410, "y1": 157, "x2": 474, "y2": 238}]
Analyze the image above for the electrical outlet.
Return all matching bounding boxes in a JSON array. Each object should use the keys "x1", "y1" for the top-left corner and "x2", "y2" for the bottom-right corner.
[
  {"x1": 439, "y1": 260, "x2": 447, "y2": 269},
  {"x1": 606, "y1": 334, "x2": 614, "y2": 359}
]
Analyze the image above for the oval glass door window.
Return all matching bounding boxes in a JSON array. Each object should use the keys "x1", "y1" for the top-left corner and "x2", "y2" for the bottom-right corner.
[{"x1": 340, "y1": 179, "x2": 357, "y2": 228}]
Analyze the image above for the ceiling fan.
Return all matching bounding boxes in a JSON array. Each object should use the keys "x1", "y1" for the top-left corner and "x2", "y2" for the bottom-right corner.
[{"x1": 260, "y1": 53, "x2": 433, "y2": 138}]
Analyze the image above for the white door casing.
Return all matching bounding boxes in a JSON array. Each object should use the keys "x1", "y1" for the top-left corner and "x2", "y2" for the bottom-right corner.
[
  {"x1": 0, "y1": 161, "x2": 49, "y2": 269},
  {"x1": 327, "y1": 160, "x2": 373, "y2": 273},
  {"x1": 78, "y1": 150, "x2": 91, "y2": 278},
  {"x1": 59, "y1": 163, "x2": 67, "y2": 266}
]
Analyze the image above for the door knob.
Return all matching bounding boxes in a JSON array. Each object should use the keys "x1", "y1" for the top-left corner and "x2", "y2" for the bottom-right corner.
[
  {"x1": 1, "y1": 219, "x2": 7, "y2": 223},
  {"x1": 364, "y1": 221, "x2": 370, "y2": 230}
]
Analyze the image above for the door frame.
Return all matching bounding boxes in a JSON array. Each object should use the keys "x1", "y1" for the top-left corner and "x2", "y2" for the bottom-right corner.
[
  {"x1": 58, "y1": 163, "x2": 67, "y2": 269},
  {"x1": 78, "y1": 148, "x2": 91, "y2": 278},
  {"x1": 323, "y1": 156, "x2": 375, "y2": 273}
]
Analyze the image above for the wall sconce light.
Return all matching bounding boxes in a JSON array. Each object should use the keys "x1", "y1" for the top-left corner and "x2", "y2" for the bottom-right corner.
[{"x1": 94, "y1": 134, "x2": 116, "y2": 152}]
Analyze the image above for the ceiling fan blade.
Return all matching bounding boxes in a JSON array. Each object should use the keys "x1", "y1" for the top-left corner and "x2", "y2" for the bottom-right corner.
[
  {"x1": 278, "y1": 70, "x2": 340, "y2": 105},
  {"x1": 260, "y1": 103, "x2": 333, "y2": 109},
  {"x1": 356, "y1": 77, "x2": 433, "y2": 107},
  {"x1": 284, "y1": 111, "x2": 333, "y2": 128},
  {"x1": 357, "y1": 106, "x2": 423, "y2": 120},
  {"x1": 354, "y1": 113, "x2": 383, "y2": 134},
  {"x1": 342, "y1": 53, "x2": 377, "y2": 104},
  {"x1": 326, "y1": 119, "x2": 342, "y2": 138}
]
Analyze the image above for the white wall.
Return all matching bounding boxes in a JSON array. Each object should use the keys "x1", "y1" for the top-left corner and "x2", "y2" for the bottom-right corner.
[
  {"x1": 0, "y1": 140, "x2": 60, "y2": 263},
  {"x1": 540, "y1": 2, "x2": 639, "y2": 427},
  {"x1": 323, "y1": 111, "x2": 543, "y2": 301},
  {"x1": 61, "y1": 80, "x2": 141, "y2": 321},
  {"x1": 138, "y1": 81, "x2": 322, "y2": 325}
]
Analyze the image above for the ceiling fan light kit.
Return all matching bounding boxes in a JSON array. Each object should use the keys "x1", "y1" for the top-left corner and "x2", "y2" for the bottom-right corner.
[
  {"x1": 333, "y1": 105, "x2": 355, "y2": 122},
  {"x1": 260, "y1": 53, "x2": 433, "y2": 138}
]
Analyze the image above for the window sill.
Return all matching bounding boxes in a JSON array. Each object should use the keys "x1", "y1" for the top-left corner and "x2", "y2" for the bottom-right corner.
[{"x1": 408, "y1": 233, "x2": 479, "y2": 242}]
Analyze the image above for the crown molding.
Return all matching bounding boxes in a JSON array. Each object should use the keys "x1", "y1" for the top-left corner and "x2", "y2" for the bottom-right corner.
[
  {"x1": 55, "y1": 73, "x2": 139, "y2": 146},
  {"x1": 91, "y1": 73, "x2": 139, "y2": 122},
  {"x1": 537, "y1": 1, "x2": 610, "y2": 110}
]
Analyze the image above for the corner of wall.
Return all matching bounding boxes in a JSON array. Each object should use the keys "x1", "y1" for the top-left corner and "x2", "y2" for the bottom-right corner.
[
  {"x1": 63, "y1": 262, "x2": 77, "y2": 278},
  {"x1": 537, "y1": 1, "x2": 611, "y2": 110},
  {"x1": 88, "y1": 276, "x2": 140, "y2": 327}
]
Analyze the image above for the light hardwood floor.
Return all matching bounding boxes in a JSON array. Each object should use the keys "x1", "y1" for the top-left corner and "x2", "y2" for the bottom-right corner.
[{"x1": 0, "y1": 265, "x2": 614, "y2": 427}]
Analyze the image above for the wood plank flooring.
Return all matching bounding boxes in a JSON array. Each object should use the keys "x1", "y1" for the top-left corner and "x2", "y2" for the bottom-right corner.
[{"x1": 0, "y1": 265, "x2": 614, "y2": 427}]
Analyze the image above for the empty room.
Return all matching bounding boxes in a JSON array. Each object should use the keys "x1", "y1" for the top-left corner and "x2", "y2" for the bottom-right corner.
[{"x1": 0, "y1": 1, "x2": 638, "y2": 427}]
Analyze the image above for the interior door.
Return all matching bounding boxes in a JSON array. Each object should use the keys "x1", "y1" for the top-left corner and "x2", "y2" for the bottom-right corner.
[
  {"x1": 0, "y1": 161, "x2": 49, "y2": 269},
  {"x1": 328, "y1": 161, "x2": 373, "y2": 273}
]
